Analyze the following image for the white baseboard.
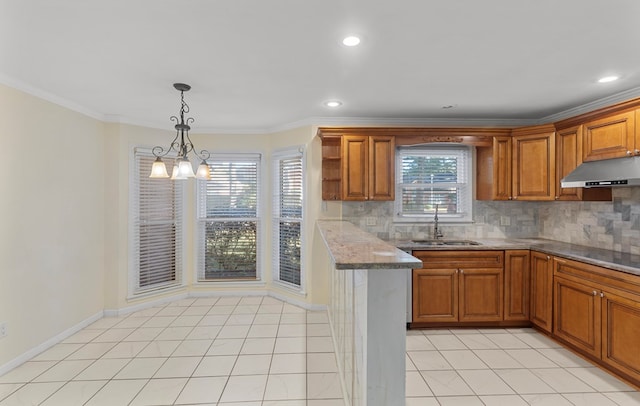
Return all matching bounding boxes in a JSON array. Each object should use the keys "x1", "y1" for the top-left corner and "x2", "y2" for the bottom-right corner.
[
  {"x1": 0, "y1": 311, "x2": 103, "y2": 377},
  {"x1": 1, "y1": 290, "x2": 327, "y2": 377}
]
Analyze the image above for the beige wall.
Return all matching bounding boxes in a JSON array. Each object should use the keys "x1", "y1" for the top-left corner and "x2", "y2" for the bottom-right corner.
[
  {"x1": 0, "y1": 84, "x2": 338, "y2": 369},
  {"x1": 0, "y1": 84, "x2": 106, "y2": 367}
]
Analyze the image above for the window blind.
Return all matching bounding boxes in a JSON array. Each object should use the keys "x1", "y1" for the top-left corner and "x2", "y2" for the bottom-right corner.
[
  {"x1": 272, "y1": 150, "x2": 304, "y2": 288},
  {"x1": 197, "y1": 154, "x2": 261, "y2": 281},
  {"x1": 396, "y1": 145, "x2": 472, "y2": 221},
  {"x1": 131, "y1": 148, "x2": 183, "y2": 294}
]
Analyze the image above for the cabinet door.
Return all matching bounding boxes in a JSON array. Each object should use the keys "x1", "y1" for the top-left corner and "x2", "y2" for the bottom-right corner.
[
  {"x1": 459, "y1": 267, "x2": 503, "y2": 322},
  {"x1": 553, "y1": 276, "x2": 601, "y2": 358},
  {"x1": 342, "y1": 135, "x2": 369, "y2": 200},
  {"x1": 412, "y1": 268, "x2": 458, "y2": 323},
  {"x1": 512, "y1": 131, "x2": 556, "y2": 201},
  {"x1": 601, "y1": 291, "x2": 640, "y2": 381},
  {"x1": 530, "y1": 251, "x2": 553, "y2": 333},
  {"x1": 368, "y1": 135, "x2": 395, "y2": 200},
  {"x1": 556, "y1": 126, "x2": 583, "y2": 201},
  {"x1": 492, "y1": 136, "x2": 512, "y2": 200},
  {"x1": 583, "y1": 110, "x2": 636, "y2": 161},
  {"x1": 504, "y1": 250, "x2": 530, "y2": 321}
]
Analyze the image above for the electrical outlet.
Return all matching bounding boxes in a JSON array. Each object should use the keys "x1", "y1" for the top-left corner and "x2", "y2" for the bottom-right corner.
[
  {"x1": 0, "y1": 322, "x2": 7, "y2": 338},
  {"x1": 366, "y1": 216, "x2": 377, "y2": 226},
  {"x1": 500, "y1": 216, "x2": 511, "y2": 226}
]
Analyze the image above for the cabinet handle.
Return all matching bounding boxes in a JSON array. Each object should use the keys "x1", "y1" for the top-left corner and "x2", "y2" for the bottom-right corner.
[
  {"x1": 635, "y1": 149, "x2": 640, "y2": 155},
  {"x1": 555, "y1": 196, "x2": 559, "y2": 200},
  {"x1": 600, "y1": 292, "x2": 605, "y2": 298},
  {"x1": 459, "y1": 269, "x2": 464, "y2": 274},
  {"x1": 513, "y1": 196, "x2": 518, "y2": 200},
  {"x1": 627, "y1": 150, "x2": 633, "y2": 155},
  {"x1": 592, "y1": 290, "x2": 598, "y2": 296},
  {"x1": 546, "y1": 256, "x2": 550, "y2": 260},
  {"x1": 508, "y1": 197, "x2": 513, "y2": 200}
]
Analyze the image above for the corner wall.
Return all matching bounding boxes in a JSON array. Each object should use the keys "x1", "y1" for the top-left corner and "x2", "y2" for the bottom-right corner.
[{"x1": 0, "y1": 84, "x2": 106, "y2": 367}]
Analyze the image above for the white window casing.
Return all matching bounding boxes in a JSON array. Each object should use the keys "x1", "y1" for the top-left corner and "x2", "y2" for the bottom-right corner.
[
  {"x1": 272, "y1": 147, "x2": 305, "y2": 291},
  {"x1": 395, "y1": 145, "x2": 473, "y2": 223},
  {"x1": 196, "y1": 153, "x2": 261, "y2": 282},
  {"x1": 130, "y1": 147, "x2": 184, "y2": 296}
]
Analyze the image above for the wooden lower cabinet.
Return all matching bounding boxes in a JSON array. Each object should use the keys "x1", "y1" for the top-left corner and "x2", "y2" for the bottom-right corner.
[
  {"x1": 504, "y1": 250, "x2": 530, "y2": 321},
  {"x1": 602, "y1": 292, "x2": 640, "y2": 380},
  {"x1": 554, "y1": 276, "x2": 601, "y2": 358},
  {"x1": 411, "y1": 250, "x2": 504, "y2": 325},
  {"x1": 459, "y1": 267, "x2": 503, "y2": 322},
  {"x1": 412, "y1": 268, "x2": 458, "y2": 323},
  {"x1": 530, "y1": 251, "x2": 554, "y2": 333},
  {"x1": 553, "y1": 257, "x2": 640, "y2": 386}
]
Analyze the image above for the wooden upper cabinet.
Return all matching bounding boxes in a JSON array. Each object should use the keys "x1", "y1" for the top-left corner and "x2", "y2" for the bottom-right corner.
[
  {"x1": 477, "y1": 126, "x2": 556, "y2": 201},
  {"x1": 555, "y1": 125, "x2": 612, "y2": 202},
  {"x1": 512, "y1": 125, "x2": 556, "y2": 201},
  {"x1": 319, "y1": 130, "x2": 395, "y2": 201},
  {"x1": 493, "y1": 136, "x2": 513, "y2": 200},
  {"x1": 583, "y1": 110, "x2": 636, "y2": 161},
  {"x1": 342, "y1": 135, "x2": 369, "y2": 200},
  {"x1": 321, "y1": 135, "x2": 343, "y2": 200},
  {"x1": 342, "y1": 134, "x2": 395, "y2": 201},
  {"x1": 368, "y1": 135, "x2": 395, "y2": 200},
  {"x1": 476, "y1": 136, "x2": 512, "y2": 200}
]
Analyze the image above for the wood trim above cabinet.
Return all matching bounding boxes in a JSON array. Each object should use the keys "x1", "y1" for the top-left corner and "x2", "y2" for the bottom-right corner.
[{"x1": 317, "y1": 126, "x2": 508, "y2": 147}]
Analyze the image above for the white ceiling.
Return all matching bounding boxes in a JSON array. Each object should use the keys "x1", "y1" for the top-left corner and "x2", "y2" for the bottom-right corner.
[{"x1": 2, "y1": 0, "x2": 640, "y2": 133}]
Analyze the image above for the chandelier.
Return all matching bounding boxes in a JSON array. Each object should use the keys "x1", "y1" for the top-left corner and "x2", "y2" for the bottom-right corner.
[{"x1": 149, "y1": 83, "x2": 211, "y2": 180}]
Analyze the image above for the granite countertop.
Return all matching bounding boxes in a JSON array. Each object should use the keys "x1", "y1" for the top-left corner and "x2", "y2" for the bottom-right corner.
[
  {"x1": 394, "y1": 237, "x2": 640, "y2": 277},
  {"x1": 316, "y1": 220, "x2": 423, "y2": 270}
]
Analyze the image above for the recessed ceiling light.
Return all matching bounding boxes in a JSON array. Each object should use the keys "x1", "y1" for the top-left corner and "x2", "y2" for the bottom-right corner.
[
  {"x1": 442, "y1": 104, "x2": 456, "y2": 109},
  {"x1": 342, "y1": 36, "x2": 361, "y2": 47},
  {"x1": 325, "y1": 100, "x2": 343, "y2": 108},
  {"x1": 598, "y1": 75, "x2": 619, "y2": 83}
]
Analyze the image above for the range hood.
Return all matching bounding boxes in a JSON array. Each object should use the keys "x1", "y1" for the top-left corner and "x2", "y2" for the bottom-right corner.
[{"x1": 561, "y1": 156, "x2": 640, "y2": 188}]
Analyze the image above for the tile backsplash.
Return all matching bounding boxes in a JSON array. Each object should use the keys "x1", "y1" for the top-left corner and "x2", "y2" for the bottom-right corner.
[{"x1": 342, "y1": 188, "x2": 640, "y2": 254}]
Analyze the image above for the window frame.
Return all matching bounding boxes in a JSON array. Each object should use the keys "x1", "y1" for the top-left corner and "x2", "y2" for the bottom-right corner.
[
  {"x1": 271, "y1": 146, "x2": 306, "y2": 293},
  {"x1": 394, "y1": 144, "x2": 473, "y2": 224},
  {"x1": 128, "y1": 147, "x2": 186, "y2": 298},
  {"x1": 195, "y1": 152, "x2": 263, "y2": 284}
]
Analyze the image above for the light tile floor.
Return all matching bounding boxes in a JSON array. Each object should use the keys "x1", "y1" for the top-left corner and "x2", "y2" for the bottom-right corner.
[
  {"x1": 0, "y1": 296, "x2": 638, "y2": 405},
  {"x1": 406, "y1": 328, "x2": 640, "y2": 406}
]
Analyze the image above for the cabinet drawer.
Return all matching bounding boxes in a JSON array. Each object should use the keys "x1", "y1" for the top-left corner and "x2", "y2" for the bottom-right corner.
[
  {"x1": 413, "y1": 250, "x2": 504, "y2": 269},
  {"x1": 554, "y1": 257, "x2": 640, "y2": 298}
]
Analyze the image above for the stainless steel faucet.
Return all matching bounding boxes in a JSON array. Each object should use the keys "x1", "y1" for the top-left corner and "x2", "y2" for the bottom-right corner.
[{"x1": 433, "y1": 203, "x2": 444, "y2": 240}]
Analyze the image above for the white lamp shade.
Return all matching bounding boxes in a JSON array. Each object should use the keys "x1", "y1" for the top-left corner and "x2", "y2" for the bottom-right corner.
[
  {"x1": 170, "y1": 163, "x2": 184, "y2": 180},
  {"x1": 195, "y1": 160, "x2": 211, "y2": 180},
  {"x1": 149, "y1": 158, "x2": 170, "y2": 178},
  {"x1": 175, "y1": 159, "x2": 195, "y2": 179}
]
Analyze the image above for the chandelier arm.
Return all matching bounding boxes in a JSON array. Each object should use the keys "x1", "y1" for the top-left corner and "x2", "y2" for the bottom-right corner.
[
  {"x1": 152, "y1": 130, "x2": 181, "y2": 157},
  {"x1": 184, "y1": 132, "x2": 210, "y2": 161}
]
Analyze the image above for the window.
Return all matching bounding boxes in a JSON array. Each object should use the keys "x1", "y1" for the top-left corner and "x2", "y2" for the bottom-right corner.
[
  {"x1": 197, "y1": 154, "x2": 261, "y2": 281},
  {"x1": 130, "y1": 148, "x2": 184, "y2": 295},
  {"x1": 395, "y1": 145, "x2": 472, "y2": 222},
  {"x1": 272, "y1": 148, "x2": 304, "y2": 289}
]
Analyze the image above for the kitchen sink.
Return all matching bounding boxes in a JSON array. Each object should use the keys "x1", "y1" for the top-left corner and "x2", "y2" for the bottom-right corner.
[{"x1": 411, "y1": 239, "x2": 481, "y2": 246}]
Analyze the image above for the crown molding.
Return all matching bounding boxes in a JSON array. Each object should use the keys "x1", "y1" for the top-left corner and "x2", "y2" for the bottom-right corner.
[
  {"x1": 4, "y1": 72, "x2": 640, "y2": 135},
  {"x1": 541, "y1": 86, "x2": 640, "y2": 123},
  {"x1": 0, "y1": 73, "x2": 105, "y2": 122}
]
